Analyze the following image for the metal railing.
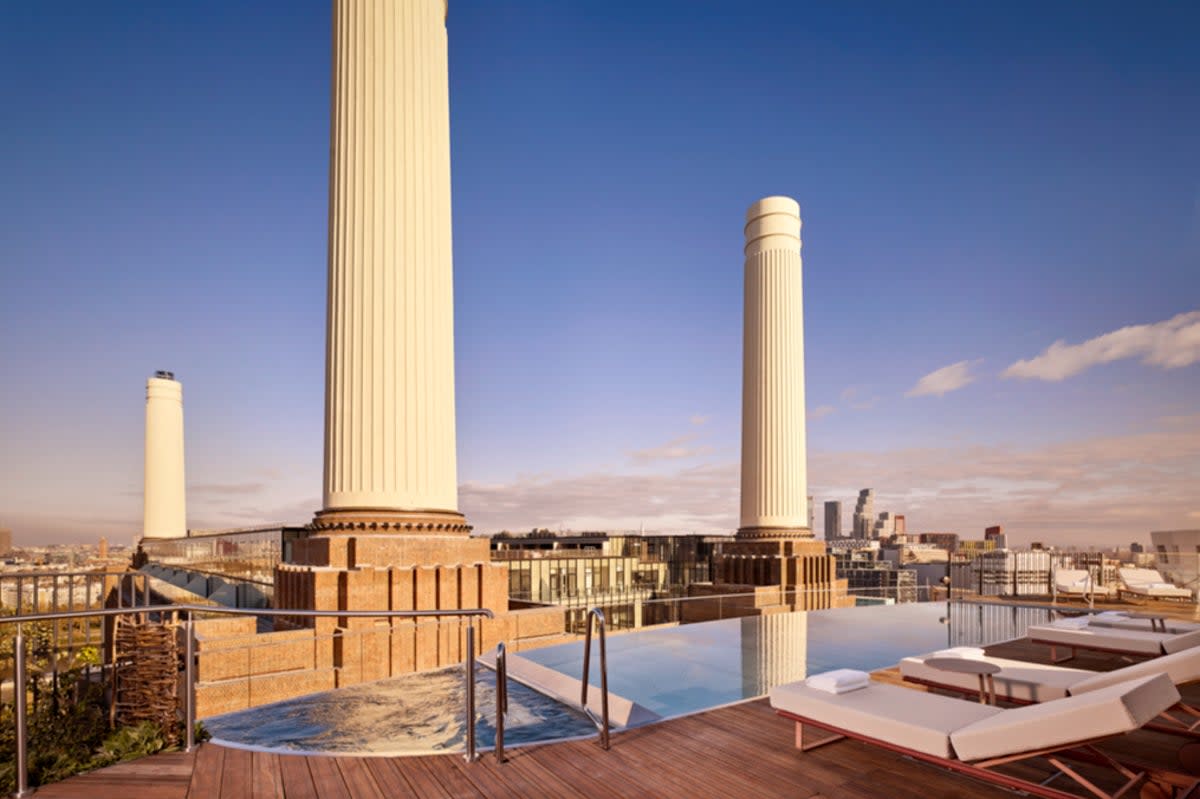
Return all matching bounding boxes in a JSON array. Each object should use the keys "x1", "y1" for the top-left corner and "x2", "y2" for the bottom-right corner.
[
  {"x1": 580, "y1": 607, "x2": 610, "y2": 750},
  {"x1": 494, "y1": 641, "x2": 508, "y2": 763},
  {"x1": 0, "y1": 570, "x2": 152, "y2": 615},
  {"x1": 2, "y1": 603, "x2": 496, "y2": 797}
]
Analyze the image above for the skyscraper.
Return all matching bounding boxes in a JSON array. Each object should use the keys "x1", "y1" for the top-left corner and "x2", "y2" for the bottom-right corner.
[
  {"x1": 824, "y1": 501, "x2": 842, "y2": 539},
  {"x1": 853, "y1": 488, "x2": 874, "y2": 538}
]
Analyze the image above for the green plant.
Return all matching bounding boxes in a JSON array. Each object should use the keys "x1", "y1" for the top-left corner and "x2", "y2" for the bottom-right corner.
[
  {"x1": 93, "y1": 722, "x2": 167, "y2": 767},
  {"x1": 0, "y1": 665, "x2": 186, "y2": 794}
]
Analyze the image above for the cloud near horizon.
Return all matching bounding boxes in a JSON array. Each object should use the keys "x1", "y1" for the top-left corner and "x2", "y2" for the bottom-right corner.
[
  {"x1": 906, "y1": 360, "x2": 979, "y2": 398},
  {"x1": 458, "y1": 416, "x2": 1200, "y2": 544},
  {"x1": 628, "y1": 432, "x2": 714, "y2": 463},
  {"x1": 10, "y1": 417, "x2": 1198, "y2": 549},
  {"x1": 1003, "y1": 310, "x2": 1200, "y2": 382},
  {"x1": 810, "y1": 405, "x2": 836, "y2": 420}
]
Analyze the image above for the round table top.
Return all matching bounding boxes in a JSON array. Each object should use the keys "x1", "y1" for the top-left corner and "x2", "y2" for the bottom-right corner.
[{"x1": 923, "y1": 657, "x2": 1001, "y2": 676}]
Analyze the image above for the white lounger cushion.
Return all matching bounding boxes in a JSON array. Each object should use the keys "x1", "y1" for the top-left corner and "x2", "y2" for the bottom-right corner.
[
  {"x1": 1119, "y1": 568, "x2": 1192, "y2": 597},
  {"x1": 1120, "y1": 568, "x2": 1169, "y2": 586},
  {"x1": 1090, "y1": 617, "x2": 1200, "y2": 635},
  {"x1": 1027, "y1": 623, "x2": 1172, "y2": 655},
  {"x1": 1163, "y1": 629, "x2": 1200, "y2": 654},
  {"x1": 949, "y1": 673, "x2": 1179, "y2": 762},
  {"x1": 1069, "y1": 644, "x2": 1200, "y2": 695},
  {"x1": 1055, "y1": 570, "x2": 1107, "y2": 594},
  {"x1": 899, "y1": 653, "x2": 1090, "y2": 702},
  {"x1": 769, "y1": 680, "x2": 1000, "y2": 758}
]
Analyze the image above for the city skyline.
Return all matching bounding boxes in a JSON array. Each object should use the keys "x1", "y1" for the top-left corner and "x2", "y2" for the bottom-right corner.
[{"x1": 2, "y1": 1, "x2": 1198, "y2": 547}]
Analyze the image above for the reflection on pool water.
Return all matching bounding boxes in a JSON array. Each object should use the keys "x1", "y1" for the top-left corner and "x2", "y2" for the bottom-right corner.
[
  {"x1": 204, "y1": 666, "x2": 595, "y2": 754},
  {"x1": 205, "y1": 601, "x2": 1056, "y2": 753}
]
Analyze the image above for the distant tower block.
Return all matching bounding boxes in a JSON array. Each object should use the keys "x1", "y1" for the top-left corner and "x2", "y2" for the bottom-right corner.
[
  {"x1": 315, "y1": 0, "x2": 468, "y2": 535},
  {"x1": 143, "y1": 371, "x2": 186, "y2": 539},
  {"x1": 738, "y1": 196, "x2": 810, "y2": 539}
]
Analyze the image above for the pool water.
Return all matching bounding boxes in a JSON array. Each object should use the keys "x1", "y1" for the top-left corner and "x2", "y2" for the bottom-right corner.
[
  {"x1": 205, "y1": 600, "x2": 1055, "y2": 753},
  {"x1": 204, "y1": 665, "x2": 595, "y2": 754},
  {"x1": 517, "y1": 601, "x2": 1055, "y2": 720}
]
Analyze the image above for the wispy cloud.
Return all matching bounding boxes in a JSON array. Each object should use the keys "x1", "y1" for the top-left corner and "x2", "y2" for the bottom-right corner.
[
  {"x1": 809, "y1": 418, "x2": 1200, "y2": 545},
  {"x1": 810, "y1": 405, "x2": 836, "y2": 420},
  {"x1": 463, "y1": 415, "x2": 1200, "y2": 545},
  {"x1": 837, "y1": 385, "x2": 879, "y2": 410},
  {"x1": 906, "y1": 360, "x2": 979, "y2": 398},
  {"x1": 689, "y1": 414, "x2": 710, "y2": 426},
  {"x1": 628, "y1": 433, "x2": 714, "y2": 463},
  {"x1": 460, "y1": 463, "x2": 739, "y2": 534},
  {"x1": 1002, "y1": 310, "x2": 1200, "y2": 382},
  {"x1": 189, "y1": 481, "x2": 266, "y2": 497}
]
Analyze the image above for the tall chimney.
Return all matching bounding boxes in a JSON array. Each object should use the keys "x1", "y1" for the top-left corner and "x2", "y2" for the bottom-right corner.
[
  {"x1": 738, "y1": 197, "x2": 810, "y2": 539},
  {"x1": 143, "y1": 371, "x2": 186, "y2": 539},
  {"x1": 314, "y1": 0, "x2": 469, "y2": 535}
]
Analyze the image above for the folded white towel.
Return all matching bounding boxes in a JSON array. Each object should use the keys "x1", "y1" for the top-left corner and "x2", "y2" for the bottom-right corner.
[
  {"x1": 806, "y1": 669, "x2": 870, "y2": 694},
  {"x1": 1051, "y1": 616, "x2": 1091, "y2": 629},
  {"x1": 930, "y1": 646, "x2": 986, "y2": 659}
]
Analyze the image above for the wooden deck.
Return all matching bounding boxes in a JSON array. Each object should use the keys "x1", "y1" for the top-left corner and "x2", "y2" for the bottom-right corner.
[
  {"x1": 29, "y1": 631, "x2": 1200, "y2": 798},
  {"x1": 34, "y1": 698, "x2": 1030, "y2": 799}
]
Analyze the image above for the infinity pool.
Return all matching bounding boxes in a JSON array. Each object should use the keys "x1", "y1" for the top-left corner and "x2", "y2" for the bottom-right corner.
[
  {"x1": 205, "y1": 600, "x2": 1055, "y2": 753},
  {"x1": 517, "y1": 600, "x2": 1055, "y2": 721}
]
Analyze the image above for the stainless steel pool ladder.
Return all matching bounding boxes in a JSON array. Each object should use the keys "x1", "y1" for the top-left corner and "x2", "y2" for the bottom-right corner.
[
  {"x1": 581, "y1": 607, "x2": 611, "y2": 750},
  {"x1": 494, "y1": 641, "x2": 508, "y2": 763}
]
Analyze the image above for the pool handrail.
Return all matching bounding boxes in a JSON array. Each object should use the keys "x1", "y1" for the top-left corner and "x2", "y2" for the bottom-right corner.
[
  {"x1": 495, "y1": 641, "x2": 508, "y2": 763},
  {"x1": 2, "y1": 602, "x2": 496, "y2": 797},
  {"x1": 581, "y1": 607, "x2": 610, "y2": 750}
]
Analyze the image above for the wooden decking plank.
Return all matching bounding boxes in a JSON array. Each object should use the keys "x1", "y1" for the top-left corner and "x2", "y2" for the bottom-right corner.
[
  {"x1": 463, "y1": 750, "x2": 580, "y2": 799},
  {"x1": 514, "y1": 740, "x2": 643, "y2": 799},
  {"x1": 646, "y1": 710, "x2": 850, "y2": 798},
  {"x1": 249, "y1": 751, "x2": 284, "y2": 799},
  {"x1": 422, "y1": 753, "x2": 520, "y2": 796},
  {"x1": 187, "y1": 742, "x2": 225, "y2": 799},
  {"x1": 334, "y1": 755, "x2": 383, "y2": 798},
  {"x1": 388, "y1": 755, "x2": 456, "y2": 798},
  {"x1": 305, "y1": 754, "x2": 349, "y2": 798},
  {"x1": 363, "y1": 757, "x2": 422, "y2": 797},
  {"x1": 217, "y1": 745, "x2": 252, "y2": 799},
  {"x1": 574, "y1": 732, "x2": 739, "y2": 799},
  {"x1": 646, "y1": 713, "x2": 837, "y2": 796},
  {"x1": 276, "y1": 753, "x2": 319, "y2": 799}
]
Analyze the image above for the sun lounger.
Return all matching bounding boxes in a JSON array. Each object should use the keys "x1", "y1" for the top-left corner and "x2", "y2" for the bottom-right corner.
[
  {"x1": 1119, "y1": 568, "x2": 1193, "y2": 602},
  {"x1": 770, "y1": 672, "x2": 1188, "y2": 799},
  {"x1": 900, "y1": 646, "x2": 1093, "y2": 702},
  {"x1": 1087, "y1": 610, "x2": 1200, "y2": 636},
  {"x1": 1027, "y1": 617, "x2": 1200, "y2": 662},
  {"x1": 901, "y1": 644, "x2": 1200, "y2": 735},
  {"x1": 1054, "y1": 569, "x2": 1115, "y2": 599}
]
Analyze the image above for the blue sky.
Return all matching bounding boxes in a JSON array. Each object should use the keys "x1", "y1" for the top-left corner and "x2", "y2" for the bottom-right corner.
[{"x1": 2, "y1": 1, "x2": 1197, "y2": 547}]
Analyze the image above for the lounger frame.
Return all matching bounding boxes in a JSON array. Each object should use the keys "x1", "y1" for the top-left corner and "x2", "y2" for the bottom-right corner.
[{"x1": 1029, "y1": 638, "x2": 1157, "y2": 664}]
